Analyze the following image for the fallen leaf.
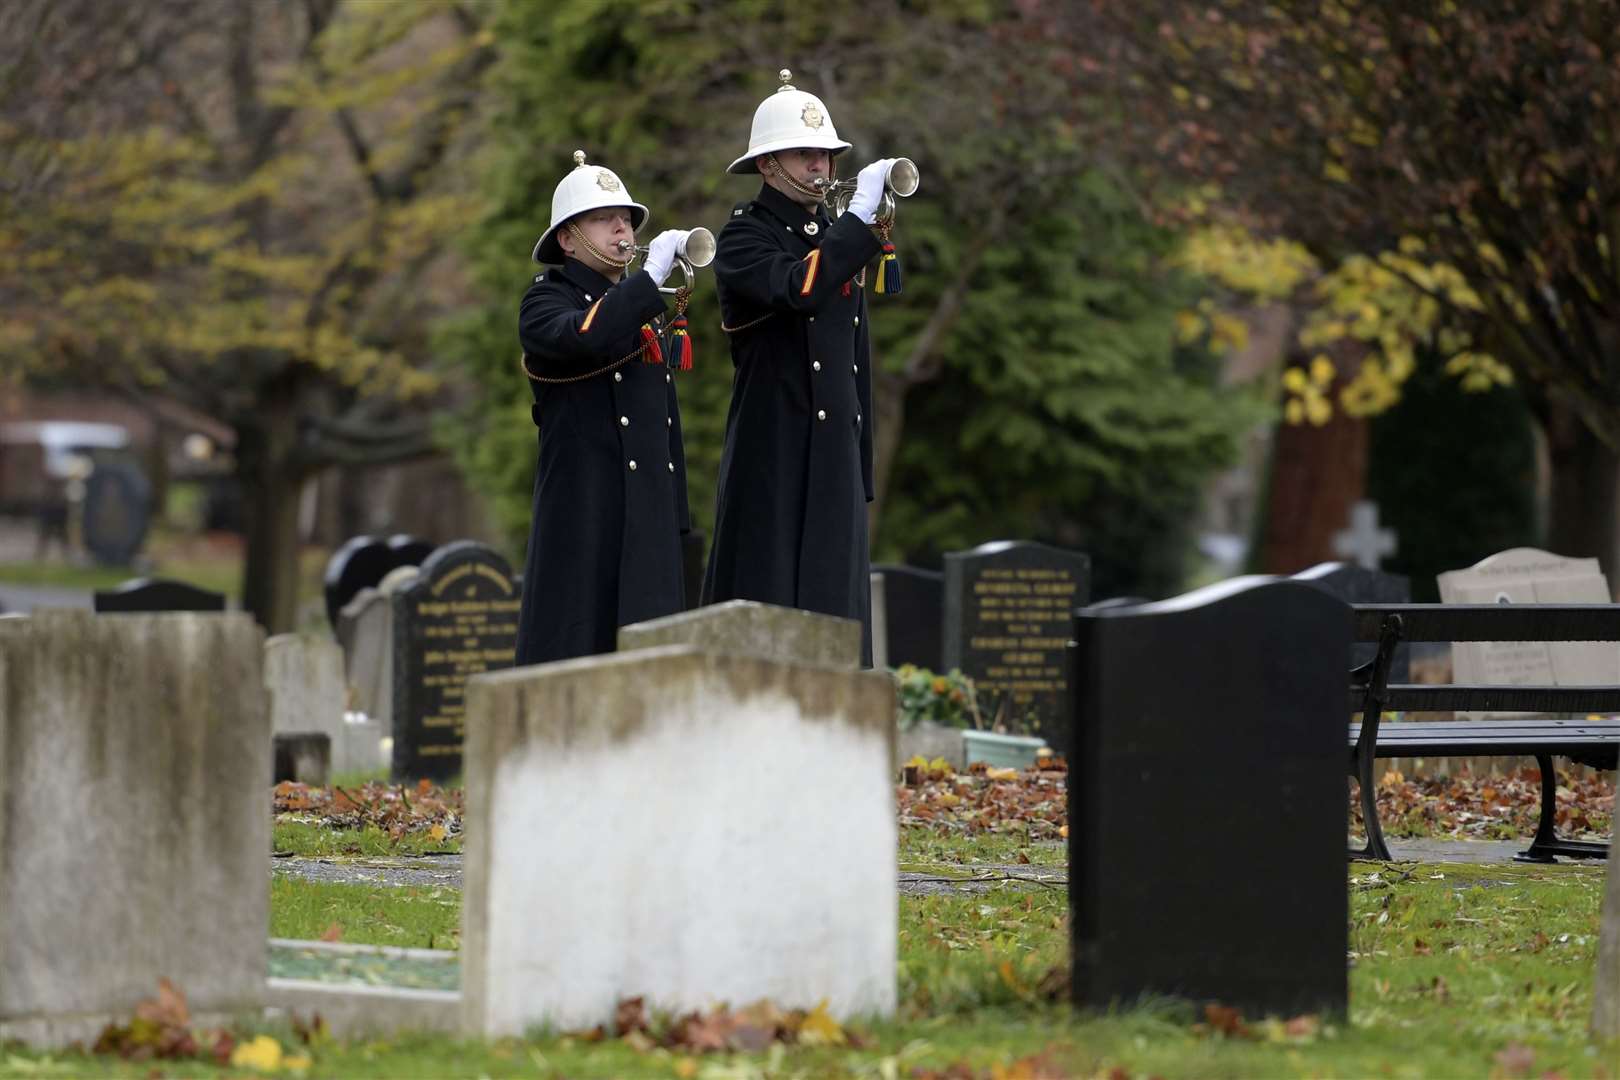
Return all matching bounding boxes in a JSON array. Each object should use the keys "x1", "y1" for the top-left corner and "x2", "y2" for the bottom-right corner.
[
  {"x1": 319, "y1": 923, "x2": 343, "y2": 943},
  {"x1": 797, "y1": 1000, "x2": 846, "y2": 1046},
  {"x1": 230, "y1": 1035, "x2": 284, "y2": 1072}
]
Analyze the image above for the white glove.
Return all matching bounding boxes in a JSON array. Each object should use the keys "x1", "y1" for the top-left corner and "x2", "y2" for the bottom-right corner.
[
  {"x1": 847, "y1": 159, "x2": 895, "y2": 225},
  {"x1": 642, "y1": 230, "x2": 685, "y2": 287}
]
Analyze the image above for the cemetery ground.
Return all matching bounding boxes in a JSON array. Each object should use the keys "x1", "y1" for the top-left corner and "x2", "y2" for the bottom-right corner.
[{"x1": 8, "y1": 767, "x2": 1615, "y2": 1078}]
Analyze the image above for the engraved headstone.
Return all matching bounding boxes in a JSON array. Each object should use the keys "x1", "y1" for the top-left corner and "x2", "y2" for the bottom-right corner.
[
  {"x1": 93, "y1": 577, "x2": 225, "y2": 613},
  {"x1": 391, "y1": 542, "x2": 519, "y2": 780},
  {"x1": 1070, "y1": 577, "x2": 1348, "y2": 1018},
  {"x1": 1438, "y1": 549, "x2": 1618, "y2": 712},
  {"x1": 1293, "y1": 561, "x2": 1412, "y2": 681},
  {"x1": 871, "y1": 564, "x2": 943, "y2": 672},
  {"x1": 943, "y1": 541, "x2": 1089, "y2": 752}
]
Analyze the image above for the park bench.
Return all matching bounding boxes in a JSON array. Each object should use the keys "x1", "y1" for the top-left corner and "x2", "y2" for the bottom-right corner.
[{"x1": 1350, "y1": 603, "x2": 1620, "y2": 862}]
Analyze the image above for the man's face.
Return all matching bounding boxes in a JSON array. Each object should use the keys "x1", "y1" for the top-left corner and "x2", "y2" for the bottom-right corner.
[
  {"x1": 560, "y1": 206, "x2": 635, "y2": 276},
  {"x1": 760, "y1": 148, "x2": 832, "y2": 207}
]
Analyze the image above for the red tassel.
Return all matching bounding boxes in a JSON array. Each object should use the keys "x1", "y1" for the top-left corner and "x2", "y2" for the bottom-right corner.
[
  {"x1": 841, "y1": 280, "x2": 852, "y2": 297},
  {"x1": 640, "y1": 324, "x2": 663, "y2": 365}
]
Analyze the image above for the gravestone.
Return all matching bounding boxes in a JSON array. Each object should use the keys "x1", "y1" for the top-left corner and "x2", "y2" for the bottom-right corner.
[
  {"x1": 0, "y1": 610, "x2": 268, "y2": 1046},
  {"x1": 943, "y1": 541, "x2": 1089, "y2": 752},
  {"x1": 461, "y1": 642, "x2": 896, "y2": 1037},
  {"x1": 1438, "y1": 549, "x2": 1618, "y2": 715},
  {"x1": 93, "y1": 577, "x2": 226, "y2": 613},
  {"x1": 81, "y1": 459, "x2": 151, "y2": 567},
  {"x1": 871, "y1": 564, "x2": 944, "y2": 672},
  {"x1": 618, "y1": 599, "x2": 861, "y2": 668},
  {"x1": 273, "y1": 732, "x2": 330, "y2": 785},
  {"x1": 1330, "y1": 500, "x2": 1396, "y2": 571},
  {"x1": 1294, "y1": 561, "x2": 1412, "y2": 682},
  {"x1": 681, "y1": 530, "x2": 706, "y2": 611},
  {"x1": 387, "y1": 533, "x2": 435, "y2": 569},
  {"x1": 391, "y1": 542, "x2": 518, "y2": 780},
  {"x1": 265, "y1": 633, "x2": 387, "y2": 776},
  {"x1": 1070, "y1": 577, "x2": 1347, "y2": 1018},
  {"x1": 323, "y1": 535, "x2": 397, "y2": 631}
]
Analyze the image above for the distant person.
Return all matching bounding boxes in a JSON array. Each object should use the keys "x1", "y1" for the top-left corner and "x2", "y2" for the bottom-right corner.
[
  {"x1": 513, "y1": 151, "x2": 696, "y2": 664},
  {"x1": 702, "y1": 69, "x2": 903, "y2": 666}
]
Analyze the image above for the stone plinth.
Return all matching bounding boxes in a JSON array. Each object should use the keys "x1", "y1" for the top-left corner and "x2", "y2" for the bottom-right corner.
[{"x1": 618, "y1": 600, "x2": 861, "y2": 669}]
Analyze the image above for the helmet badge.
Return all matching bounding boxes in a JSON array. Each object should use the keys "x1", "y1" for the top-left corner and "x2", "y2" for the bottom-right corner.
[
  {"x1": 595, "y1": 169, "x2": 621, "y2": 192},
  {"x1": 801, "y1": 102, "x2": 824, "y2": 130}
]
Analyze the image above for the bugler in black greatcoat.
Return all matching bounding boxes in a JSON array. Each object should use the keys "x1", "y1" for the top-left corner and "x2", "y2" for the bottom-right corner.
[{"x1": 514, "y1": 152, "x2": 694, "y2": 665}]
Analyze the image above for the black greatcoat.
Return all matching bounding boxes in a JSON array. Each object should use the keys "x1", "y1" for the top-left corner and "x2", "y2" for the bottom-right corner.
[
  {"x1": 703, "y1": 184, "x2": 883, "y2": 663},
  {"x1": 514, "y1": 258, "x2": 690, "y2": 665}
]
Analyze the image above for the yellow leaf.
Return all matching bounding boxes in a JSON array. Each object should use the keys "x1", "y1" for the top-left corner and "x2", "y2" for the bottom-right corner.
[
  {"x1": 905, "y1": 755, "x2": 930, "y2": 769},
  {"x1": 429, "y1": 823, "x2": 448, "y2": 843},
  {"x1": 231, "y1": 1035, "x2": 284, "y2": 1072},
  {"x1": 674, "y1": 1057, "x2": 699, "y2": 1079},
  {"x1": 284, "y1": 1053, "x2": 312, "y2": 1072},
  {"x1": 1059, "y1": 824, "x2": 1069, "y2": 839},
  {"x1": 985, "y1": 767, "x2": 1019, "y2": 781},
  {"x1": 798, "y1": 1000, "x2": 847, "y2": 1046}
]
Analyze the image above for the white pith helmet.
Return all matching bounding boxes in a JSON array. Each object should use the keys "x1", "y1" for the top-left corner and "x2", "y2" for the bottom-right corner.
[
  {"x1": 532, "y1": 150, "x2": 650, "y2": 264},
  {"x1": 726, "y1": 69, "x2": 852, "y2": 175}
]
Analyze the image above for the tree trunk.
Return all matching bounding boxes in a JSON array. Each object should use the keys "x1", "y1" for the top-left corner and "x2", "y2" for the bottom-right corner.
[
  {"x1": 868, "y1": 369, "x2": 907, "y2": 545},
  {"x1": 1257, "y1": 374, "x2": 1369, "y2": 574},
  {"x1": 1545, "y1": 398, "x2": 1620, "y2": 587},
  {"x1": 237, "y1": 383, "x2": 306, "y2": 633}
]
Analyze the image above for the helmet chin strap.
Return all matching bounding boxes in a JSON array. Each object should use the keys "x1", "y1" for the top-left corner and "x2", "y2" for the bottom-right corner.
[
  {"x1": 764, "y1": 153, "x2": 830, "y2": 203},
  {"x1": 566, "y1": 221, "x2": 633, "y2": 271}
]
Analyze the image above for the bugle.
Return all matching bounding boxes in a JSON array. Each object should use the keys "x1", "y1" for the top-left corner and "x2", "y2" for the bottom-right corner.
[
  {"x1": 617, "y1": 227, "x2": 716, "y2": 294},
  {"x1": 814, "y1": 157, "x2": 919, "y2": 224}
]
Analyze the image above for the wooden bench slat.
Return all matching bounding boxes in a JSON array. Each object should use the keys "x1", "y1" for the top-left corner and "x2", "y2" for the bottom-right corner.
[
  {"x1": 1352, "y1": 604, "x2": 1620, "y2": 643},
  {"x1": 1351, "y1": 684, "x2": 1620, "y2": 712}
]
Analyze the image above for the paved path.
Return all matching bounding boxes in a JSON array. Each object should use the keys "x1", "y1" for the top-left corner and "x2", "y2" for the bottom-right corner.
[
  {"x1": 0, "y1": 582, "x2": 91, "y2": 614},
  {"x1": 270, "y1": 837, "x2": 1588, "y2": 893}
]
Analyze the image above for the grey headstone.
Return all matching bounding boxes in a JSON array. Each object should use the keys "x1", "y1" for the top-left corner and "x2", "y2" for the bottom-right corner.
[
  {"x1": 0, "y1": 611, "x2": 267, "y2": 1045},
  {"x1": 871, "y1": 564, "x2": 944, "y2": 671},
  {"x1": 266, "y1": 633, "x2": 386, "y2": 776},
  {"x1": 342, "y1": 590, "x2": 395, "y2": 734},
  {"x1": 943, "y1": 541, "x2": 1089, "y2": 754},
  {"x1": 1293, "y1": 561, "x2": 1411, "y2": 682},
  {"x1": 391, "y1": 542, "x2": 518, "y2": 781},
  {"x1": 273, "y1": 732, "x2": 330, "y2": 786},
  {"x1": 1071, "y1": 577, "x2": 1348, "y2": 1018},
  {"x1": 618, "y1": 600, "x2": 861, "y2": 668}
]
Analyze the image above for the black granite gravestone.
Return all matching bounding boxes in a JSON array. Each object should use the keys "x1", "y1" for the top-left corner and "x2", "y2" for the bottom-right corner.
[
  {"x1": 324, "y1": 535, "x2": 398, "y2": 630},
  {"x1": 1070, "y1": 577, "x2": 1348, "y2": 1018},
  {"x1": 872, "y1": 564, "x2": 943, "y2": 671},
  {"x1": 682, "y1": 530, "x2": 706, "y2": 611},
  {"x1": 943, "y1": 541, "x2": 1089, "y2": 752},
  {"x1": 81, "y1": 460, "x2": 151, "y2": 567},
  {"x1": 93, "y1": 577, "x2": 226, "y2": 613},
  {"x1": 391, "y1": 541, "x2": 519, "y2": 780},
  {"x1": 1293, "y1": 561, "x2": 1412, "y2": 681},
  {"x1": 387, "y1": 533, "x2": 436, "y2": 568}
]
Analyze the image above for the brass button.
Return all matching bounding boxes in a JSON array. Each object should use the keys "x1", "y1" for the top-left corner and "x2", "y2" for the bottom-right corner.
[
  {"x1": 812, "y1": 361, "x2": 821, "y2": 372},
  {"x1": 857, "y1": 412, "x2": 862, "y2": 423},
  {"x1": 619, "y1": 416, "x2": 629, "y2": 427},
  {"x1": 817, "y1": 410, "x2": 827, "y2": 421},
  {"x1": 854, "y1": 316, "x2": 860, "y2": 326},
  {"x1": 808, "y1": 316, "x2": 816, "y2": 323},
  {"x1": 667, "y1": 462, "x2": 675, "y2": 472},
  {"x1": 665, "y1": 372, "x2": 671, "y2": 383},
  {"x1": 667, "y1": 417, "x2": 672, "y2": 428},
  {"x1": 613, "y1": 372, "x2": 622, "y2": 383},
  {"x1": 852, "y1": 364, "x2": 859, "y2": 374},
  {"x1": 628, "y1": 460, "x2": 638, "y2": 471}
]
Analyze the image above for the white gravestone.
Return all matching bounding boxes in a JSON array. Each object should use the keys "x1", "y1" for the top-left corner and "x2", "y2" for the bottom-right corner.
[
  {"x1": 265, "y1": 633, "x2": 387, "y2": 776},
  {"x1": 0, "y1": 611, "x2": 268, "y2": 1047},
  {"x1": 460, "y1": 644, "x2": 897, "y2": 1038},
  {"x1": 1438, "y1": 549, "x2": 1619, "y2": 708}
]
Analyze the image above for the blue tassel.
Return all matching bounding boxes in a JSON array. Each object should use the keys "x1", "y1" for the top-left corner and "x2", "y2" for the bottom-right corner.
[{"x1": 874, "y1": 240, "x2": 902, "y2": 295}]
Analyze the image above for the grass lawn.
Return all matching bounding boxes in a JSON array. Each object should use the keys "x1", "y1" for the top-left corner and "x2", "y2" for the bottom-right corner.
[{"x1": 15, "y1": 834, "x2": 1616, "y2": 1078}]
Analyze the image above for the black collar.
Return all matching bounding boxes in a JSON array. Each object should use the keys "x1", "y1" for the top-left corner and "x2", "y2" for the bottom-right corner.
[
  {"x1": 753, "y1": 183, "x2": 831, "y2": 235},
  {"x1": 554, "y1": 257, "x2": 624, "y2": 296}
]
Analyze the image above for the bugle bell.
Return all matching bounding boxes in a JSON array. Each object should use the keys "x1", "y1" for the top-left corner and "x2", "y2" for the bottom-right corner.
[
  {"x1": 814, "y1": 157, "x2": 919, "y2": 224},
  {"x1": 617, "y1": 227, "x2": 716, "y2": 294}
]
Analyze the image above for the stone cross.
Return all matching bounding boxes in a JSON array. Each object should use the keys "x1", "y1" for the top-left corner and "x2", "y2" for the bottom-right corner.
[{"x1": 1331, "y1": 500, "x2": 1396, "y2": 570}]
